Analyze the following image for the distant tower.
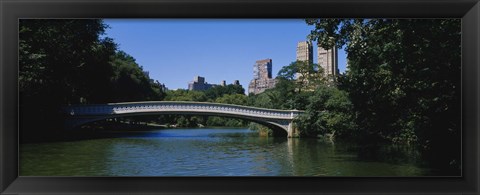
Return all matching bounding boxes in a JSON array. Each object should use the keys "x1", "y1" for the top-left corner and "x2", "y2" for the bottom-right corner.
[
  {"x1": 199, "y1": 76, "x2": 206, "y2": 83},
  {"x1": 188, "y1": 76, "x2": 214, "y2": 91},
  {"x1": 317, "y1": 45, "x2": 339, "y2": 77},
  {"x1": 296, "y1": 41, "x2": 314, "y2": 79},
  {"x1": 296, "y1": 41, "x2": 313, "y2": 63},
  {"x1": 249, "y1": 59, "x2": 277, "y2": 95},
  {"x1": 221, "y1": 80, "x2": 226, "y2": 86},
  {"x1": 253, "y1": 59, "x2": 272, "y2": 80}
]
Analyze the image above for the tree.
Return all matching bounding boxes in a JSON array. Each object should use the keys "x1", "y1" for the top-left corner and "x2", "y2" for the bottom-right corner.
[
  {"x1": 306, "y1": 18, "x2": 461, "y2": 172},
  {"x1": 19, "y1": 19, "x2": 169, "y2": 142},
  {"x1": 215, "y1": 94, "x2": 247, "y2": 105},
  {"x1": 247, "y1": 91, "x2": 276, "y2": 109},
  {"x1": 204, "y1": 84, "x2": 245, "y2": 101},
  {"x1": 19, "y1": 19, "x2": 118, "y2": 142},
  {"x1": 110, "y1": 51, "x2": 165, "y2": 102},
  {"x1": 247, "y1": 72, "x2": 314, "y2": 111},
  {"x1": 277, "y1": 61, "x2": 325, "y2": 92},
  {"x1": 20, "y1": 19, "x2": 116, "y2": 106},
  {"x1": 165, "y1": 89, "x2": 208, "y2": 102},
  {"x1": 296, "y1": 85, "x2": 355, "y2": 138}
]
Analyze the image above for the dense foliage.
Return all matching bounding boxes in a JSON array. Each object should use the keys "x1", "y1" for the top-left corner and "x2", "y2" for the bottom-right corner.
[
  {"x1": 110, "y1": 51, "x2": 165, "y2": 102},
  {"x1": 295, "y1": 85, "x2": 356, "y2": 139},
  {"x1": 20, "y1": 20, "x2": 115, "y2": 106},
  {"x1": 277, "y1": 60, "x2": 326, "y2": 92},
  {"x1": 19, "y1": 19, "x2": 164, "y2": 141},
  {"x1": 306, "y1": 18, "x2": 461, "y2": 172},
  {"x1": 20, "y1": 19, "x2": 165, "y2": 105}
]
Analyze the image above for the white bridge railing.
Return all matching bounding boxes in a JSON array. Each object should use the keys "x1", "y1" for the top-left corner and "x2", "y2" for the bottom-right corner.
[{"x1": 65, "y1": 101, "x2": 303, "y2": 120}]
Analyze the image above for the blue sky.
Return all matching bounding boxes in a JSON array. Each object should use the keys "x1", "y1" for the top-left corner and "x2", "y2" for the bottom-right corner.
[{"x1": 104, "y1": 19, "x2": 347, "y2": 90}]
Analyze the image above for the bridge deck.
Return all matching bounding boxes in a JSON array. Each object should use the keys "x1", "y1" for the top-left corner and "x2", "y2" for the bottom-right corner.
[{"x1": 65, "y1": 101, "x2": 303, "y2": 120}]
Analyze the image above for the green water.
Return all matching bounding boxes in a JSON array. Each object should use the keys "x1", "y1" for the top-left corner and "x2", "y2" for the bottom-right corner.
[{"x1": 20, "y1": 128, "x2": 431, "y2": 176}]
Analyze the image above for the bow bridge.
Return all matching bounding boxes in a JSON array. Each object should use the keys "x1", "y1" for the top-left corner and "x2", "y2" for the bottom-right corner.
[{"x1": 64, "y1": 101, "x2": 304, "y2": 137}]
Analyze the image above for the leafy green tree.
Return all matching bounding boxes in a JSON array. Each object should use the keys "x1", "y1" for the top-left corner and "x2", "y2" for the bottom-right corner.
[
  {"x1": 215, "y1": 94, "x2": 247, "y2": 105},
  {"x1": 19, "y1": 19, "x2": 165, "y2": 107},
  {"x1": 247, "y1": 92, "x2": 276, "y2": 109},
  {"x1": 176, "y1": 116, "x2": 190, "y2": 127},
  {"x1": 296, "y1": 85, "x2": 355, "y2": 138},
  {"x1": 204, "y1": 84, "x2": 245, "y2": 101},
  {"x1": 19, "y1": 19, "x2": 118, "y2": 142},
  {"x1": 20, "y1": 19, "x2": 116, "y2": 106},
  {"x1": 110, "y1": 51, "x2": 165, "y2": 102},
  {"x1": 165, "y1": 89, "x2": 208, "y2": 102},
  {"x1": 247, "y1": 77, "x2": 313, "y2": 111},
  {"x1": 206, "y1": 117, "x2": 225, "y2": 127},
  {"x1": 19, "y1": 19, "x2": 169, "y2": 142},
  {"x1": 306, "y1": 18, "x2": 461, "y2": 172},
  {"x1": 277, "y1": 61, "x2": 325, "y2": 92}
]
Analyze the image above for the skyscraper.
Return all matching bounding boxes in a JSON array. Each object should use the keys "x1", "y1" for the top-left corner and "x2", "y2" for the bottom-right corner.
[
  {"x1": 249, "y1": 59, "x2": 277, "y2": 95},
  {"x1": 318, "y1": 45, "x2": 339, "y2": 77},
  {"x1": 295, "y1": 41, "x2": 314, "y2": 79},
  {"x1": 253, "y1": 59, "x2": 272, "y2": 80},
  {"x1": 296, "y1": 41, "x2": 313, "y2": 63}
]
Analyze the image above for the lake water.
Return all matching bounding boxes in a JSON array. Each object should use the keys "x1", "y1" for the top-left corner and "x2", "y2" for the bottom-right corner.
[{"x1": 20, "y1": 128, "x2": 433, "y2": 176}]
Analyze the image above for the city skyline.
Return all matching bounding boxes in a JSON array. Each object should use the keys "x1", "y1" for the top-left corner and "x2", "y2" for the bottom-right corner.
[{"x1": 104, "y1": 19, "x2": 347, "y2": 90}]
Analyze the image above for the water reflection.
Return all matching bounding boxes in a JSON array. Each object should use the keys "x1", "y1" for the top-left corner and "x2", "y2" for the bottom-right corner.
[{"x1": 20, "y1": 128, "x2": 431, "y2": 176}]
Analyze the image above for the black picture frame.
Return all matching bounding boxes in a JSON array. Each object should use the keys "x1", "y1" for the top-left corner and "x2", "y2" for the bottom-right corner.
[{"x1": 1, "y1": 0, "x2": 479, "y2": 194}]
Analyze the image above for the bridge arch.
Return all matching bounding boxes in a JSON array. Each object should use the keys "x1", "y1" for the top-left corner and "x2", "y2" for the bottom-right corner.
[
  {"x1": 64, "y1": 101, "x2": 303, "y2": 137},
  {"x1": 69, "y1": 112, "x2": 289, "y2": 137}
]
